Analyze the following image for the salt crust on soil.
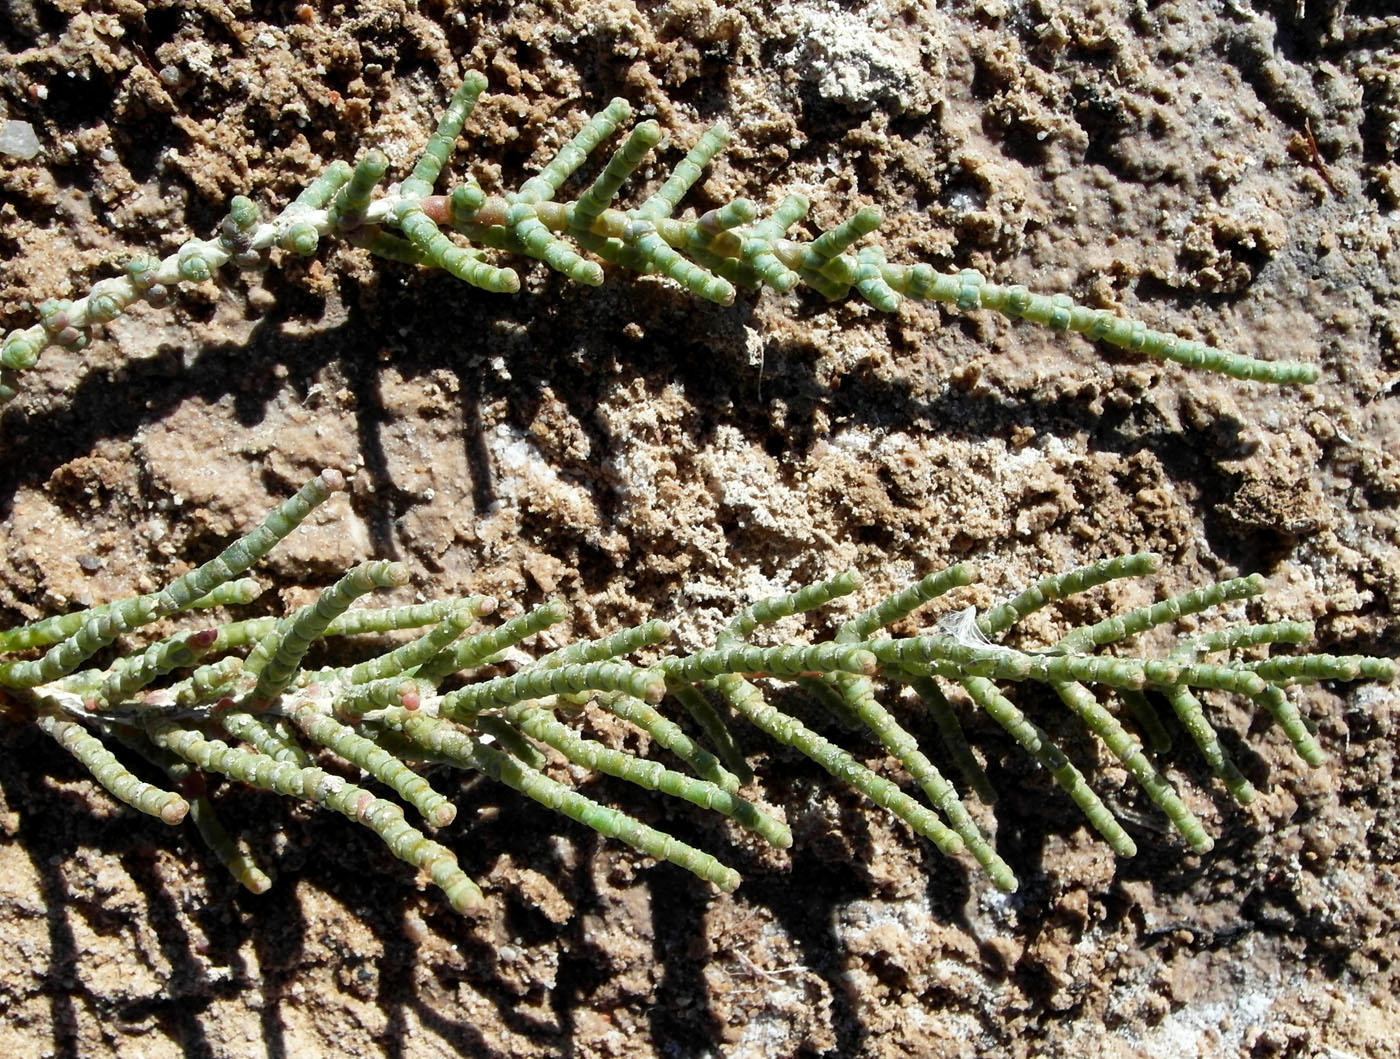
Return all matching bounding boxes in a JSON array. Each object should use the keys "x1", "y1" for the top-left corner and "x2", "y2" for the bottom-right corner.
[{"x1": 1, "y1": 1, "x2": 1398, "y2": 1056}]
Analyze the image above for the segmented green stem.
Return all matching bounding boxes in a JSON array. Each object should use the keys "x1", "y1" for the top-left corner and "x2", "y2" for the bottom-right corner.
[
  {"x1": 1246, "y1": 654, "x2": 1397, "y2": 685},
  {"x1": 516, "y1": 98, "x2": 632, "y2": 204},
  {"x1": 660, "y1": 642, "x2": 876, "y2": 684},
  {"x1": 634, "y1": 124, "x2": 731, "y2": 221},
  {"x1": 979, "y1": 553, "x2": 1160, "y2": 637},
  {"x1": 1056, "y1": 575, "x2": 1266, "y2": 653},
  {"x1": 795, "y1": 674, "x2": 868, "y2": 730},
  {"x1": 533, "y1": 618, "x2": 670, "y2": 669},
  {"x1": 152, "y1": 723, "x2": 481, "y2": 911},
  {"x1": 292, "y1": 706, "x2": 455, "y2": 826},
  {"x1": 887, "y1": 268, "x2": 1318, "y2": 383},
  {"x1": 404, "y1": 73, "x2": 488, "y2": 197},
  {"x1": 1050, "y1": 678, "x2": 1212, "y2": 852},
  {"x1": 247, "y1": 560, "x2": 409, "y2": 700},
  {"x1": 799, "y1": 207, "x2": 884, "y2": 298},
  {"x1": 219, "y1": 711, "x2": 310, "y2": 766},
  {"x1": 345, "y1": 599, "x2": 492, "y2": 686},
  {"x1": 470, "y1": 739, "x2": 742, "y2": 891},
  {"x1": 440, "y1": 660, "x2": 665, "y2": 722},
  {"x1": 1162, "y1": 685, "x2": 1257, "y2": 803},
  {"x1": 1248, "y1": 684, "x2": 1324, "y2": 766},
  {"x1": 186, "y1": 793, "x2": 276, "y2": 894},
  {"x1": 1, "y1": 605, "x2": 149, "y2": 688},
  {"x1": 1187, "y1": 621, "x2": 1314, "y2": 655},
  {"x1": 908, "y1": 676, "x2": 996, "y2": 804},
  {"x1": 715, "y1": 672, "x2": 966, "y2": 857},
  {"x1": 725, "y1": 570, "x2": 861, "y2": 643},
  {"x1": 172, "y1": 656, "x2": 244, "y2": 706},
  {"x1": 0, "y1": 579, "x2": 261, "y2": 653},
  {"x1": 666, "y1": 681, "x2": 753, "y2": 783},
  {"x1": 419, "y1": 600, "x2": 568, "y2": 679},
  {"x1": 36, "y1": 711, "x2": 188, "y2": 824},
  {"x1": 838, "y1": 565, "x2": 977, "y2": 642},
  {"x1": 116, "y1": 730, "x2": 275, "y2": 892},
  {"x1": 396, "y1": 205, "x2": 520, "y2": 292},
  {"x1": 598, "y1": 692, "x2": 747, "y2": 793},
  {"x1": 825, "y1": 670, "x2": 1015, "y2": 889},
  {"x1": 1118, "y1": 688, "x2": 1172, "y2": 753},
  {"x1": 961, "y1": 675, "x2": 1136, "y2": 856},
  {"x1": 505, "y1": 703, "x2": 790, "y2": 847},
  {"x1": 330, "y1": 149, "x2": 389, "y2": 227},
  {"x1": 742, "y1": 194, "x2": 808, "y2": 291},
  {"x1": 98, "y1": 629, "x2": 218, "y2": 705},
  {"x1": 572, "y1": 118, "x2": 665, "y2": 231},
  {"x1": 155, "y1": 471, "x2": 345, "y2": 615}
]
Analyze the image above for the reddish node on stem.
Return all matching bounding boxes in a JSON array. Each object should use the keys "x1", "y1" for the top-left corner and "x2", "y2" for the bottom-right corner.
[
  {"x1": 419, "y1": 196, "x2": 452, "y2": 224},
  {"x1": 354, "y1": 791, "x2": 375, "y2": 822},
  {"x1": 188, "y1": 628, "x2": 219, "y2": 651}
]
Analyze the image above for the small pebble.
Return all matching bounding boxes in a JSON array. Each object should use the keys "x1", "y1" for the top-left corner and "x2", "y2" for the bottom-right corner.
[{"x1": 0, "y1": 120, "x2": 40, "y2": 160}]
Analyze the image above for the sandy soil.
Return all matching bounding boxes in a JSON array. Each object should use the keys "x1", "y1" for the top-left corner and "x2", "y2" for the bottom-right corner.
[{"x1": 1, "y1": 1, "x2": 1398, "y2": 1056}]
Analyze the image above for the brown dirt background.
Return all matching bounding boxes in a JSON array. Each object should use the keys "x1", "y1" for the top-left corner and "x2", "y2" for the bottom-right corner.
[{"x1": 1, "y1": 0, "x2": 1398, "y2": 1055}]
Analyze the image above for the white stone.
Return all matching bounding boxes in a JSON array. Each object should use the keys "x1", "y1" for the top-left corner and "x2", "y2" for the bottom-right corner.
[{"x1": 0, "y1": 119, "x2": 40, "y2": 160}]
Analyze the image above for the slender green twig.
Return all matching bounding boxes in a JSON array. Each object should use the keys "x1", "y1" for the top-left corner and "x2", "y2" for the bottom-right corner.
[{"x1": 0, "y1": 75, "x2": 1320, "y2": 408}]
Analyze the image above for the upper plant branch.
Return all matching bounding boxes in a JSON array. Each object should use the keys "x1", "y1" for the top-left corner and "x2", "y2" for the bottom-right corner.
[{"x1": 0, "y1": 71, "x2": 1318, "y2": 405}]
